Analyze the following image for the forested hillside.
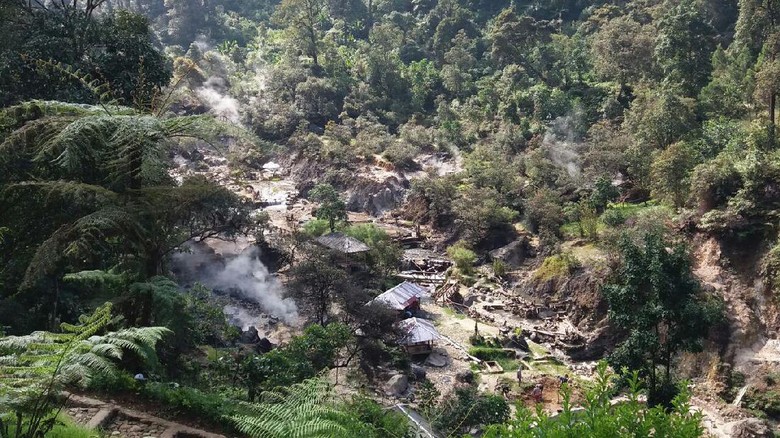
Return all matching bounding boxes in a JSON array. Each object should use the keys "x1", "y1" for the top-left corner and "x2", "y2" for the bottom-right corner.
[{"x1": 2, "y1": 0, "x2": 780, "y2": 437}]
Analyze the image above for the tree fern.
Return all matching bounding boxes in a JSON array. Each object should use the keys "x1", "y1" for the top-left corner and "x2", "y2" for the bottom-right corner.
[
  {"x1": 231, "y1": 377, "x2": 357, "y2": 438},
  {"x1": 0, "y1": 303, "x2": 170, "y2": 438},
  {"x1": 19, "y1": 207, "x2": 146, "y2": 292},
  {"x1": 0, "y1": 100, "x2": 255, "y2": 321}
]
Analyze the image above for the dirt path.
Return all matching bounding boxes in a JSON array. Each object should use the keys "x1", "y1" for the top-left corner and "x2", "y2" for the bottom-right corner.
[{"x1": 65, "y1": 394, "x2": 226, "y2": 438}]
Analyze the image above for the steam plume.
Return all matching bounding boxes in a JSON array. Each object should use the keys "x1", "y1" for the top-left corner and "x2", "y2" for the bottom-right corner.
[
  {"x1": 542, "y1": 114, "x2": 584, "y2": 179},
  {"x1": 207, "y1": 248, "x2": 299, "y2": 324}
]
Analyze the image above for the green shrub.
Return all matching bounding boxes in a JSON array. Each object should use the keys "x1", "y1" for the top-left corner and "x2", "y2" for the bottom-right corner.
[
  {"x1": 434, "y1": 387, "x2": 510, "y2": 436},
  {"x1": 448, "y1": 242, "x2": 477, "y2": 275},
  {"x1": 602, "y1": 208, "x2": 627, "y2": 227},
  {"x1": 87, "y1": 371, "x2": 138, "y2": 394},
  {"x1": 763, "y1": 242, "x2": 780, "y2": 301},
  {"x1": 468, "y1": 346, "x2": 514, "y2": 361},
  {"x1": 303, "y1": 218, "x2": 334, "y2": 237},
  {"x1": 534, "y1": 252, "x2": 580, "y2": 281},
  {"x1": 484, "y1": 362, "x2": 704, "y2": 437},
  {"x1": 383, "y1": 141, "x2": 419, "y2": 169},
  {"x1": 142, "y1": 383, "x2": 237, "y2": 428},
  {"x1": 492, "y1": 259, "x2": 508, "y2": 277},
  {"x1": 344, "y1": 395, "x2": 411, "y2": 437}
]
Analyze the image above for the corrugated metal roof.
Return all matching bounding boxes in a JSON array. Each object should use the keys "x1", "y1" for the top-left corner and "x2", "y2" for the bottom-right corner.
[
  {"x1": 315, "y1": 232, "x2": 370, "y2": 254},
  {"x1": 397, "y1": 317, "x2": 440, "y2": 345},
  {"x1": 371, "y1": 281, "x2": 428, "y2": 310}
]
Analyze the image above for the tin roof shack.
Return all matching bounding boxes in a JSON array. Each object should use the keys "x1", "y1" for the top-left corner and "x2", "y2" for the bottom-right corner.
[
  {"x1": 315, "y1": 232, "x2": 370, "y2": 273},
  {"x1": 316, "y1": 232, "x2": 371, "y2": 254},
  {"x1": 368, "y1": 281, "x2": 428, "y2": 315},
  {"x1": 397, "y1": 317, "x2": 440, "y2": 355}
]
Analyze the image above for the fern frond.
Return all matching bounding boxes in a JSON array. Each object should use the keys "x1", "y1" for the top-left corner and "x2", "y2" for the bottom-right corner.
[
  {"x1": 20, "y1": 207, "x2": 145, "y2": 291},
  {"x1": 32, "y1": 59, "x2": 121, "y2": 110},
  {"x1": 230, "y1": 377, "x2": 357, "y2": 438},
  {"x1": 0, "y1": 304, "x2": 168, "y2": 407}
]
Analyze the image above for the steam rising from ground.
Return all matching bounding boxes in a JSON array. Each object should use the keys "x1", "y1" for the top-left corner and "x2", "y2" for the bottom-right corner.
[
  {"x1": 206, "y1": 249, "x2": 298, "y2": 324},
  {"x1": 189, "y1": 36, "x2": 243, "y2": 125},
  {"x1": 196, "y1": 76, "x2": 242, "y2": 125},
  {"x1": 542, "y1": 114, "x2": 584, "y2": 179},
  {"x1": 172, "y1": 244, "x2": 298, "y2": 326}
]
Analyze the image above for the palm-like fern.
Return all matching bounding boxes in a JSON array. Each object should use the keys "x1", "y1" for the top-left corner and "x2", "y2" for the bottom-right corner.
[
  {"x1": 0, "y1": 101, "x2": 248, "y2": 190},
  {"x1": 231, "y1": 378, "x2": 358, "y2": 438},
  {"x1": 0, "y1": 303, "x2": 170, "y2": 438},
  {"x1": 0, "y1": 100, "x2": 255, "y2": 320}
]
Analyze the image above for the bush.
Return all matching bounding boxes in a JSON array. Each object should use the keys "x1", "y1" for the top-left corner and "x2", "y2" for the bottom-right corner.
[
  {"x1": 602, "y1": 208, "x2": 627, "y2": 227},
  {"x1": 744, "y1": 372, "x2": 780, "y2": 419},
  {"x1": 468, "y1": 346, "x2": 515, "y2": 361},
  {"x1": 534, "y1": 252, "x2": 580, "y2": 281},
  {"x1": 762, "y1": 242, "x2": 780, "y2": 301},
  {"x1": 525, "y1": 188, "x2": 565, "y2": 236},
  {"x1": 492, "y1": 259, "x2": 507, "y2": 277},
  {"x1": 303, "y1": 218, "x2": 335, "y2": 237},
  {"x1": 448, "y1": 242, "x2": 477, "y2": 275},
  {"x1": 483, "y1": 362, "x2": 704, "y2": 437},
  {"x1": 383, "y1": 141, "x2": 420, "y2": 169},
  {"x1": 344, "y1": 395, "x2": 411, "y2": 437},
  {"x1": 434, "y1": 387, "x2": 510, "y2": 436},
  {"x1": 87, "y1": 371, "x2": 138, "y2": 394},
  {"x1": 142, "y1": 383, "x2": 237, "y2": 428}
]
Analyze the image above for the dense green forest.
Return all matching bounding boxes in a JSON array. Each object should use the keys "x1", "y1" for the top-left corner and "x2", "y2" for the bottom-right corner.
[{"x1": 2, "y1": 0, "x2": 780, "y2": 436}]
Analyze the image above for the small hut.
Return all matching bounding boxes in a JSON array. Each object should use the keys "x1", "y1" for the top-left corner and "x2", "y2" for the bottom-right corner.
[
  {"x1": 368, "y1": 281, "x2": 428, "y2": 315},
  {"x1": 315, "y1": 232, "x2": 370, "y2": 254},
  {"x1": 315, "y1": 232, "x2": 370, "y2": 271},
  {"x1": 397, "y1": 317, "x2": 440, "y2": 354}
]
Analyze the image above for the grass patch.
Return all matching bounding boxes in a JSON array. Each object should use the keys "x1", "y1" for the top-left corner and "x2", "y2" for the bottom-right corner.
[
  {"x1": 533, "y1": 252, "x2": 580, "y2": 281},
  {"x1": 527, "y1": 341, "x2": 550, "y2": 359},
  {"x1": 496, "y1": 358, "x2": 520, "y2": 372},
  {"x1": 560, "y1": 221, "x2": 606, "y2": 239},
  {"x1": 441, "y1": 306, "x2": 465, "y2": 320},
  {"x1": 468, "y1": 347, "x2": 515, "y2": 361},
  {"x1": 47, "y1": 418, "x2": 102, "y2": 438},
  {"x1": 607, "y1": 201, "x2": 659, "y2": 216},
  {"x1": 4, "y1": 416, "x2": 102, "y2": 438}
]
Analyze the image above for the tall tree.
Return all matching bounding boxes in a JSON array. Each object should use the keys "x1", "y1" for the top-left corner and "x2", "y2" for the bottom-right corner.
[
  {"x1": 0, "y1": 2, "x2": 170, "y2": 107},
  {"x1": 603, "y1": 233, "x2": 721, "y2": 406},
  {"x1": 754, "y1": 33, "x2": 780, "y2": 145},
  {"x1": 274, "y1": 0, "x2": 329, "y2": 68},
  {"x1": 591, "y1": 15, "x2": 656, "y2": 94},
  {"x1": 488, "y1": 8, "x2": 553, "y2": 85},
  {"x1": 655, "y1": 2, "x2": 717, "y2": 96},
  {"x1": 309, "y1": 183, "x2": 347, "y2": 232},
  {"x1": 286, "y1": 251, "x2": 352, "y2": 325},
  {"x1": 734, "y1": 0, "x2": 780, "y2": 144}
]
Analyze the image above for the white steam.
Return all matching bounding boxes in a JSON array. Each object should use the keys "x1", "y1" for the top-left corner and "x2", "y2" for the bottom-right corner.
[
  {"x1": 207, "y1": 249, "x2": 299, "y2": 324},
  {"x1": 542, "y1": 114, "x2": 583, "y2": 179},
  {"x1": 196, "y1": 76, "x2": 242, "y2": 125},
  {"x1": 188, "y1": 36, "x2": 243, "y2": 125}
]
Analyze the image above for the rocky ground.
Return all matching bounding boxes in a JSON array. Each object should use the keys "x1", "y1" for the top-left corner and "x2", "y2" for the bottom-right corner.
[
  {"x1": 167, "y1": 146, "x2": 780, "y2": 436},
  {"x1": 66, "y1": 394, "x2": 225, "y2": 438}
]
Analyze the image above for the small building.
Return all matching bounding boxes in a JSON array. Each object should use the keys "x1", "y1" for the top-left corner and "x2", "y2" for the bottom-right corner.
[
  {"x1": 368, "y1": 281, "x2": 428, "y2": 314},
  {"x1": 315, "y1": 232, "x2": 370, "y2": 272},
  {"x1": 397, "y1": 317, "x2": 440, "y2": 355},
  {"x1": 315, "y1": 232, "x2": 371, "y2": 254}
]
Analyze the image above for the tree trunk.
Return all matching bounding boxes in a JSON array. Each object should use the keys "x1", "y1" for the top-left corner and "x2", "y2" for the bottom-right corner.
[{"x1": 770, "y1": 92, "x2": 776, "y2": 148}]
